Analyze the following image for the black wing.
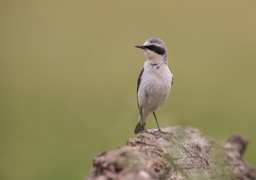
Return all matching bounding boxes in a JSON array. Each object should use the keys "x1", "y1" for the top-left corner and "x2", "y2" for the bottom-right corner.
[
  {"x1": 169, "y1": 66, "x2": 174, "y2": 85},
  {"x1": 136, "y1": 68, "x2": 144, "y2": 108}
]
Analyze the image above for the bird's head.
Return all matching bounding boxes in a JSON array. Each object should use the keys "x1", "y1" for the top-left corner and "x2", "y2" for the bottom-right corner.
[{"x1": 135, "y1": 37, "x2": 168, "y2": 64}]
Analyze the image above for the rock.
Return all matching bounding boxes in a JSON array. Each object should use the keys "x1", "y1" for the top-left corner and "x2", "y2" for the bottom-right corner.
[{"x1": 87, "y1": 126, "x2": 256, "y2": 180}]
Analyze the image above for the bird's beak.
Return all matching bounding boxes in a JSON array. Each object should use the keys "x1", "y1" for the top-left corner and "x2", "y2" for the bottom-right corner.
[{"x1": 135, "y1": 45, "x2": 146, "y2": 49}]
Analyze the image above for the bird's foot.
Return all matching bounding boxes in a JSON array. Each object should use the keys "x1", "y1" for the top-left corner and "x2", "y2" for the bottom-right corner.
[{"x1": 156, "y1": 128, "x2": 168, "y2": 134}]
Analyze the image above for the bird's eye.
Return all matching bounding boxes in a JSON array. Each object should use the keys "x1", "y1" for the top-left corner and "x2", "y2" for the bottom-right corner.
[{"x1": 146, "y1": 45, "x2": 165, "y2": 55}]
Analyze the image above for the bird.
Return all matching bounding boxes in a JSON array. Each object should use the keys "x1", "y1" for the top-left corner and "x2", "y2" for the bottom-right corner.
[{"x1": 134, "y1": 37, "x2": 173, "y2": 134}]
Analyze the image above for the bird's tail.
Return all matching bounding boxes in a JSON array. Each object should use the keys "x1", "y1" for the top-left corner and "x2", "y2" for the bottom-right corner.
[
  {"x1": 134, "y1": 122, "x2": 144, "y2": 134},
  {"x1": 134, "y1": 110, "x2": 149, "y2": 134}
]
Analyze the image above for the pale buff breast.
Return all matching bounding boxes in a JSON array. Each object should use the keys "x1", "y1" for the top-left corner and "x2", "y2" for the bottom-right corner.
[{"x1": 138, "y1": 63, "x2": 173, "y2": 112}]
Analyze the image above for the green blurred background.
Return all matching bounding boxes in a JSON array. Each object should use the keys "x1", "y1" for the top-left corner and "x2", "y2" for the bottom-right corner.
[{"x1": 1, "y1": 0, "x2": 256, "y2": 179}]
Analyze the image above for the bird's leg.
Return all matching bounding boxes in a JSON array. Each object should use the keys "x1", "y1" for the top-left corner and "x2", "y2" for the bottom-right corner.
[
  {"x1": 142, "y1": 122, "x2": 147, "y2": 132},
  {"x1": 153, "y1": 112, "x2": 162, "y2": 132},
  {"x1": 140, "y1": 107, "x2": 147, "y2": 133}
]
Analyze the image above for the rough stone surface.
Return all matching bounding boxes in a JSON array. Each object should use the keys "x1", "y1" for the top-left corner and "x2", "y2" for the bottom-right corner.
[{"x1": 87, "y1": 126, "x2": 256, "y2": 180}]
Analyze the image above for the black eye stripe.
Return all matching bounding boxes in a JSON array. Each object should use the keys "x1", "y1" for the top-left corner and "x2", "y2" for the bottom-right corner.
[{"x1": 145, "y1": 45, "x2": 165, "y2": 55}]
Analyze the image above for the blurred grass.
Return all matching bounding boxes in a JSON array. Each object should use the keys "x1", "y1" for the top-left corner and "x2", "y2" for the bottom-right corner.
[{"x1": 0, "y1": 0, "x2": 256, "y2": 179}]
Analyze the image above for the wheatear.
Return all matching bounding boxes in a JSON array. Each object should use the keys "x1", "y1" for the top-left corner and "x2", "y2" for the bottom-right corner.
[{"x1": 134, "y1": 37, "x2": 173, "y2": 134}]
